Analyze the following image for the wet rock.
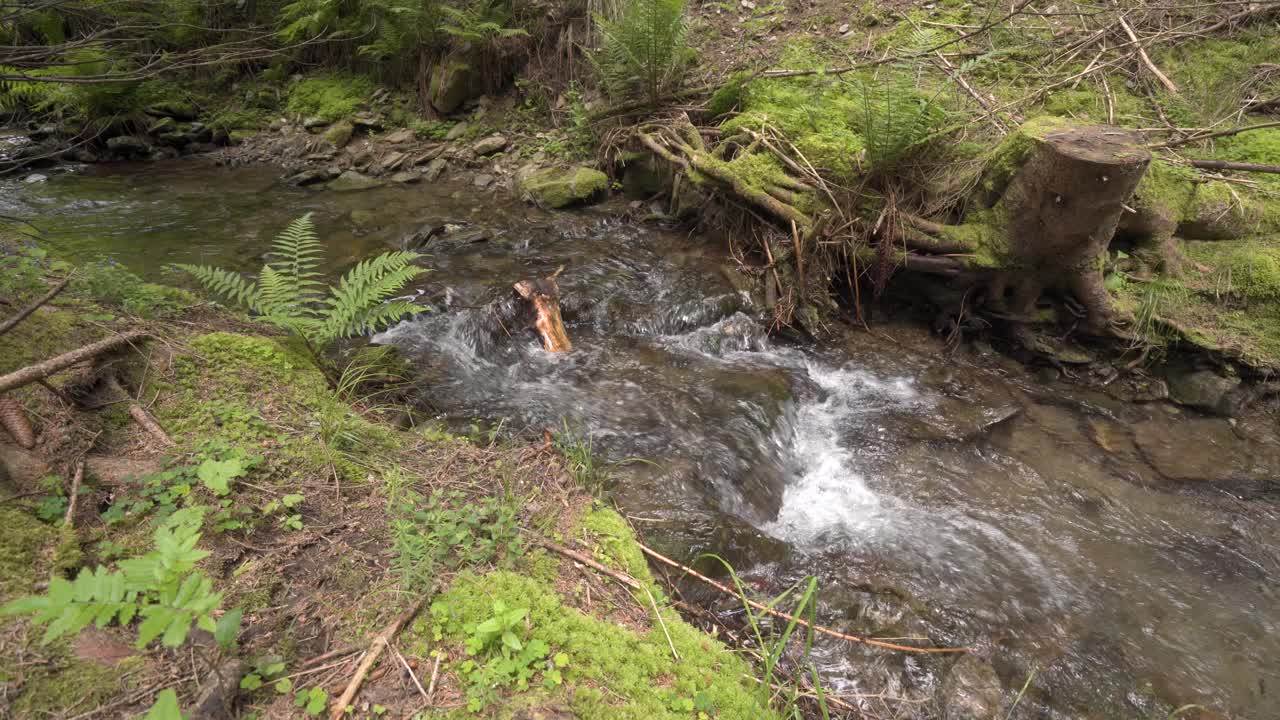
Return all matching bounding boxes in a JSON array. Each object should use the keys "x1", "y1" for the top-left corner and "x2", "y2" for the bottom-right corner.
[
  {"x1": 473, "y1": 173, "x2": 495, "y2": 188},
  {"x1": 145, "y1": 101, "x2": 198, "y2": 121},
  {"x1": 147, "y1": 116, "x2": 177, "y2": 135},
  {"x1": 1134, "y1": 418, "x2": 1280, "y2": 483},
  {"x1": 384, "y1": 127, "x2": 416, "y2": 145},
  {"x1": 327, "y1": 170, "x2": 384, "y2": 192},
  {"x1": 149, "y1": 146, "x2": 179, "y2": 161},
  {"x1": 351, "y1": 113, "x2": 384, "y2": 132},
  {"x1": 621, "y1": 154, "x2": 667, "y2": 197},
  {"x1": 350, "y1": 148, "x2": 375, "y2": 169},
  {"x1": 395, "y1": 222, "x2": 447, "y2": 250},
  {"x1": 942, "y1": 655, "x2": 1002, "y2": 720},
  {"x1": 472, "y1": 134, "x2": 508, "y2": 156},
  {"x1": 1165, "y1": 366, "x2": 1242, "y2": 417},
  {"x1": 28, "y1": 124, "x2": 60, "y2": 141},
  {"x1": 518, "y1": 166, "x2": 609, "y2": 208},
  {"x1": 445, "y1": 122, "x2": 469, "y2": 140},
  {"x1": 378, "y1": 150, "x2": 409, "y2": 172},
  {"x1": 422, "y1": 157, "x2": 448, "y2": 181},
  {"x1": 282, "y1": 167, "x2": 335, "y2": 185},
  {"x1": 302, "y1": 116, "x2": 330, "y2": 130},
  {"x1": 350, "y1": 209, "x2": 376, "y2": 227},
  {"x1": 185, "y1": 142, "x2": 221, "y2": 154},
  {"x1": 436, "y1": 226, "x2": 492, "y2": 248},
  {"x1": 389, "y1": 170, "x2": 419, "y2": 184},
  {"x1": 22, "y1": 173, "x2": 47, "y2": 184},
  {"x1": 322, "y1": 119, "x2": 354, "y2": 148},
  {"x1": 105, "y1": 135, "x2": 151, "y2": 155},
  {"x1": 70, "y1": 148, "x2": 99, "y2": 163}
]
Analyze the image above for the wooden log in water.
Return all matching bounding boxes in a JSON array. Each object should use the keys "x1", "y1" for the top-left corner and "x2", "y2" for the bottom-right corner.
[{"x1": 513, "y1": 276, "x2": 572, "y2": 352}]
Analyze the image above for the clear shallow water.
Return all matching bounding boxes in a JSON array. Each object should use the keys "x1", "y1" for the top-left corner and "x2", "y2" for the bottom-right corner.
[{"x1": 7, "y1": 160, "x2": 1279, "y2": 718}]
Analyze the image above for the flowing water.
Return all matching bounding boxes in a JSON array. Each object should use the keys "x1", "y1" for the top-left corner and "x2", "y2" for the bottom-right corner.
[{"x1": 5, "y1": 158, "x2": 1279, "y2": 718}]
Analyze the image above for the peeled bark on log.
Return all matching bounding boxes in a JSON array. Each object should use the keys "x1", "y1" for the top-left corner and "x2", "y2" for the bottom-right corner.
[
  {"x1": 513, "y1": 277, "x2": 572, "y2": 352},
  {"x1": 0, "y1": 331, "x2": 152, "y2": 393},
  {"x1": 0, "y1": 395, "x2": 35, "y2": 449}
]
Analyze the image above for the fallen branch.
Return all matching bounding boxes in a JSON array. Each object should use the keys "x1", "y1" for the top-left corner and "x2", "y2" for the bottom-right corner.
[
  {"x1": 1187, "y1": 159, "x2": 1280, "y2": 174},
  {"x1": 633, "y1": 541, "x2": 965, "y2": 654},
  {"x1": 63, "y1": 459, "x2": 85, "y2": 527},
  {"x1": 329, "y1": 597, "x2": 427, "y2": 720},
  {"x1": 1117, "y1": 15, "x2": 1179, "y2": 94},
  {"x1": 104, "y1": 375, "x2": 175, "y2": 446},
  {"x1": 0, "y1": 331, "x2": 151, "y2": 394},
  {"x1": 0, "y1": 273, "x2": 71, "y2": 337},
  {"x1": 533, "y1": 536, "x2": 644, "y2": 591},
  {"x1": 1154, "y1": 120, "x2": 1280, "y2": 149}
]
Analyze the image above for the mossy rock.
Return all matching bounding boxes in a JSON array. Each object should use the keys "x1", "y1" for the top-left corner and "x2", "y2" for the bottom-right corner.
[
  {"x1": 519, "y1": 167, "x2": 610, "y2": 208},
  {"x1": 429, "y1": 59, "x2": 480, "y2": 115},
  {"x1": 323, "y1": 119, "x2": 355, "y2": 148}
]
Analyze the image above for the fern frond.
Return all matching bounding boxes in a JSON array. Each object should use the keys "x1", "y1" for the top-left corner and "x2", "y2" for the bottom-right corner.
[
  {"x1": 176, "y1": 264, "x2": 262, "y2": 310},
  {"x1": 320, "y1": 251, "x2": 426, "y2": 341}
]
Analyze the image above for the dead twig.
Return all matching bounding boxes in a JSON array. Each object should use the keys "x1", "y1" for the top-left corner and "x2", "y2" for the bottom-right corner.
[
  {"x1": 1154, "y1": 120, "x2": 1280, "y2": 149},
  {"x1": 1117, "y1": 15, "x2": 1179, "y2": 94},
  {"x1": 0, "y1": 273, "x2": 72, "y2": 337},
  {"x1": 1187, "y1": 159, "x2": 1280, "y2": 174},
  {"x1": 329, "y1": 597, "x2": 426, "y2": 720},
  {"x1": 63, "y1": 459, "x2": 85, "y2": 527}
]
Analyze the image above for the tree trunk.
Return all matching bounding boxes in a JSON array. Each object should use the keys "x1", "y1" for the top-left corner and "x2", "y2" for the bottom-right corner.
[{"x1": 997, "y1": 125, "x2": 1150, "y2": 330}]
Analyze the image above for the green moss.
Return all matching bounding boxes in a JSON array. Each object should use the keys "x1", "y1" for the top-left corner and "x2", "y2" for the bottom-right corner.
[
  {"x1": 577, "y1": 507, "x2": 653, "y2": 584},
  {"x1": 707, "y1": 72, "x2": 751, "y2": 117},
  {"x1": 1040, "y1": 85, "x2": 1146, "y2": 124},
  {"x1": 5, "y1": 655, "x2": 144, "y2": 717},
  {"x1": 0, "y1": 506, "x2": 55, "y2": 601},
  {"x1": 1184, "y1": 239, "x2": 1280, "y2": 302},
  {"x1": 77, "y1": 262, "x2": 196, "y2": 318},
  {"x1": 428, "y1": 570, "x2": 778, "y2": 720},
  {"x1": 286, "y1": 75, "x2": 373, "y2": 123},
  {"x1": 519, "y1": 166, "x2": 609, "y2": 208},
  {"x1": 976, "y1": 116, "x2": 1075, "y2": 204},
  {"x1": 0, "y1": 306, "x2": 95, "y2": 375},
  {"x1": 1152, "y1": 34, "x2": 1280, "y2": 124}
]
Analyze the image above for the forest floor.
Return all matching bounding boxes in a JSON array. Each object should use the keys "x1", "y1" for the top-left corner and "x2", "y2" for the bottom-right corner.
[{"x1": 0, "y1": 235, "x2": 787, "y2": 719}]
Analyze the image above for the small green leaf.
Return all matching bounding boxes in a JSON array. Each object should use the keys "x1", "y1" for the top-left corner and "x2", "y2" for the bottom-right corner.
[
  {"x1": 274, "y1": 678, "x2": 293, "y2": 694},
  {"x1": 239, "y1": 674, "x2": 264, "y2": 691},
  {"x1": 281, "y1": 493, "x2": 304, "y2": 508},
  {"x1": 196, "y1": 458, "x2": 246, "y2": 495},
  {"x1": 553, "y1": 652, "x2": 569, "y2": 668},
  {"x1": 143, "y1": 689, "x2": 183, "y2": 720},
  {"x1": 214, "y1": 608, "x2": 243, "y2": 649}
]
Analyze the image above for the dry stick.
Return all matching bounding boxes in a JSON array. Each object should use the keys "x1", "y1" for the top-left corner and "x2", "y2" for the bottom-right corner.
[
  {"x1": 0, "y1": 273, "x2": 71, "y2": 337},
  {"x1": 635, "y1": 542, "x2": 966, "y2": 654},
  {"x1": 390, "y1": 644, "x2": 430, "y2": 704},
  {"x1": 425, "y1": 650, "x2": 444, "y2": 702},
  {"x1": 533, "y1": 536, "x2": 644, "y2": 591},
  {"x1": 1154, "y1": 120, "x2": 1280, "y2": 149},
  {"x1": 645, "y1": 585, "x2": 680, "y2": 661},
  {"x1": 298, "y1": 644, "x2": 363, "y2": 669},
  {"x1": 63, "y1": 459, "x2": 85, "y2": 527},
  {"x1": 1117, "y1": 15, "x2": 1179, "y2": 94},
  {"x1": 0, "y1": 331, "x2": 151, "y2": 394},
  {"x1": 1187, "y1": 159, "x2": 1280, "y2": 174},
  {"x1": 103, "y1": 375, "x2": 175, "y2": 447},
  {"x1": 329, "y1": 597, "x2": 426, "y2": 720}
]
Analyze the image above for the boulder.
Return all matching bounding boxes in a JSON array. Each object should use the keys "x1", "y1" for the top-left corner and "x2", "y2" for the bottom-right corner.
[
  {"x1": 1165, "y1": 366, "x2": 1242, "y2": 417},
  {"x1": 322, "y1": 120, "x2": 355, "y2": 148},
  {"x1": 284, "y1": 168, "x2": 337, "y2": 187},
  {"x1": 429, "y1": 60, "x2": 480, "y2": 114},
  {"x1": 389, "y1": 171, "x2": 419, "y2": 184},
  {"x1": 473, "y1": 173, "x2": 495, "y2": 188},
  {"x1": 518, "y1": 166, "x2": 610, "y2": 208},
  {"x1": 472, "y1": 134, "x2": 508, "y2": 156},
  {"x1": 147, "y1": 116, "x2": 177, "y2": 135},
  {"x1": 327, "y1": 170, "x2": 385, "y2": 192},
  {"x1": 303, "y1": 116, "x2": 330, "y2": 130},
  {"x1": 351, "y1": 113, "x2": 384, "y2": 132}
]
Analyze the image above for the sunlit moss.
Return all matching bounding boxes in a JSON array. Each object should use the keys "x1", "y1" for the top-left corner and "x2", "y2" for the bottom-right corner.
[{"x1": 285, "y1": 74, "x2": 373, "y2": 122}]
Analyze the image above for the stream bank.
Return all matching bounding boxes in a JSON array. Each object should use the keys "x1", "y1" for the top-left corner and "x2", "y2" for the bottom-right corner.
[{"x1": 2, "y1": 166, "x2": 1279, "y2": 718}]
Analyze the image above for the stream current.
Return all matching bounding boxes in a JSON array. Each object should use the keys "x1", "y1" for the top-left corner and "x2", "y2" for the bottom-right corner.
[{"x1": 4, "y1": 155, "x2": 1278, "y2": 718}]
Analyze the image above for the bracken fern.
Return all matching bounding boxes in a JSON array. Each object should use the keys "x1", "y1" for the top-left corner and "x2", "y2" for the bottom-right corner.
[
  {"x1": 179, "y1": 214, "x2": 427, "y2": 354},
  {"x1": 593, "y1": 0, "x2": 693, "y2": 106}
]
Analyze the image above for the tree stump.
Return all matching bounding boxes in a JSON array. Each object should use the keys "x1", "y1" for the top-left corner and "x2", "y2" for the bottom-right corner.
[
  {"x1": 997, "y1": 125, "x2": 1150, "y2": 329},
  {"x1": 513, "y1": 277, "x2": 572, "y2": 352}
]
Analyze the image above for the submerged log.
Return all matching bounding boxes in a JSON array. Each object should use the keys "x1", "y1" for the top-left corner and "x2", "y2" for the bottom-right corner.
[{"x1": 513, "y1": 276, "x2": 572, "y2": 352}]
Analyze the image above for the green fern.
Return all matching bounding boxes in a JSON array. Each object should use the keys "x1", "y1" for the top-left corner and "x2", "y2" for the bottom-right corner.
[
  {"x1": 1, "y1": 509, "x2": 236, "y2": 650},
  {"x1": 592, "y1": 0, "x2": 693, "y2": 105},
  {"x1": 440, "y1": 0, "x2": 528, "y2": 43},
  {"x1": 178, "y1": 214, "x2": 427, "y2": 352}
]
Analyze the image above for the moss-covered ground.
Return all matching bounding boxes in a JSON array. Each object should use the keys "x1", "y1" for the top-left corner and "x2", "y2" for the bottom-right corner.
[{"x1": 0, "y1": 235, "x2": 780, "y2": 719}]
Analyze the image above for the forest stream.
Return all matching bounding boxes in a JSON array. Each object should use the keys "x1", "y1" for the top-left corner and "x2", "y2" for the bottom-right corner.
[{"x1": 5, "y1": 156, "x2": 1279, "y2": 718}]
